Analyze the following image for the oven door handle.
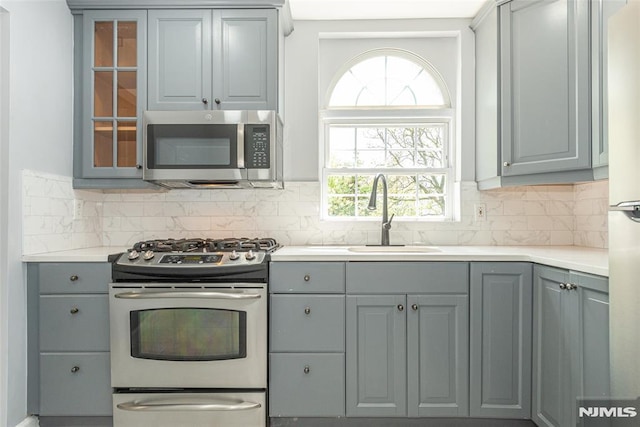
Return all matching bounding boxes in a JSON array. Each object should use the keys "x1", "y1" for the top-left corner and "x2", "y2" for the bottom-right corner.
[
  {"x1": 114, "y1": 291, "x2": 261, "y2": 300},
  {"x1": 117, "y1": 399, "x2": 261, "y2": 412}
]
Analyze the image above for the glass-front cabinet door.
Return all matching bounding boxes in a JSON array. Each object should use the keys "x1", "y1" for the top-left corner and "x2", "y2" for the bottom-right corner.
[{"x1": 81, "y1": 11, "x2": 146, "y2": 179}]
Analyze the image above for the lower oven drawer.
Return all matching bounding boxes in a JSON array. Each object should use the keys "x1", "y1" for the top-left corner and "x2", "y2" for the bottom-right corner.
[{"x1": 112, "y1": 392, "x2": 266, "y2": 427}]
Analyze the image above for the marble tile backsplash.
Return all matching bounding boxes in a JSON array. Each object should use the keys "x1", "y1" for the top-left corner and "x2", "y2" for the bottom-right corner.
[{"x1": 21, "y1": 170, "x2": 610, "y2": 254}]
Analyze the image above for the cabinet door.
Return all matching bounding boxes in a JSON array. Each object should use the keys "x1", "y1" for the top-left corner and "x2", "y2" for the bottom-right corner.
[
  {"x1": 346, "y1": 295, "x2": 406, "y2": 417},
  {"x1": 407, "y1": 294, "x2": 469, "y2": 417},
  {"x1": 470, "y1": 262, "x2": 532, "y2": 418},
  {"x1": 532, "y1": 265, "x2": 573, "y2": 427},
  {"x1": 500, "y1": 0, "x2": 590, "y2": 177},
  {"x1": 81, "y1": 10, "x2": 147, "y2": 178},
  {"x1": 212, "y1": 9, "x2": 277, "y2": 110},
  {"x1": 570, "y1": 272, "x2": 610, "y2": 425},
  {"x1": 148, "y1": 10, "x2": 212, "y2": 110},
  {"x1": 591, "y1": 0, "x2": 627, "y2": 172}
]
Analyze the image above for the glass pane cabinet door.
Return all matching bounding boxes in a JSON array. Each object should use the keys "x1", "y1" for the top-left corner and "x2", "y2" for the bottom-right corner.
[{"x1": 82, "y1": 11, "x2": 146, "y2": 179}]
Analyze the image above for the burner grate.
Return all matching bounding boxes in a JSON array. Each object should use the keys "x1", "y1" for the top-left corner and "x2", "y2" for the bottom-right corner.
[{"x1": 130, "y1": 238, "x2": 279, "y2": 253}]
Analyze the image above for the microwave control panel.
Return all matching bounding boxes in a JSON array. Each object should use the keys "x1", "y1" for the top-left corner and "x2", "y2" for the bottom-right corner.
[{"x1": 245, "y1": 124, "x2": 270, "y2": 169}]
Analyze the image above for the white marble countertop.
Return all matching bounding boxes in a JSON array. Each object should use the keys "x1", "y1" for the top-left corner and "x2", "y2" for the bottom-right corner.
[
  {"x1": 271, "y1": 245, "x2": 609, "y2": 277},
  {"x1": 22, "y1": 245, "x2": 609, "y2": 277}
]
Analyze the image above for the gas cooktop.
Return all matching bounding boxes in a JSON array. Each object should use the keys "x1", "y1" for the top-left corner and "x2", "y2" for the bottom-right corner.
[{"x1": 110, "y1": 237, "x2": 280, "y2": 282}]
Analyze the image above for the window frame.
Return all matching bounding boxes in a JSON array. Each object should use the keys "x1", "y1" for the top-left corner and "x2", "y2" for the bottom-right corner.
[{"x1": 320, "y1": 50, "x2": 457, "y2": 222}]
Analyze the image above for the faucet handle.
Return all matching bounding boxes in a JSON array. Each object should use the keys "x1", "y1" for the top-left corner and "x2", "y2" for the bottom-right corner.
[{"x1": 384, "y1": 213, "x2": 395, "y2": 230}]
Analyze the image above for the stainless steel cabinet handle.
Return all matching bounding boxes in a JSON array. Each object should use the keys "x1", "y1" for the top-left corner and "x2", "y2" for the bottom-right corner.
[
  {"x1": 70, "y1": 307, "x2": 79, "y2": 314},
  {"x1": 503, "y1": 161, "x2": 511, "y2": 167},
  {"x1": 71, "y1": 366, "x2": 80, "y2": 373},
  {"x1": 560, "y1": 283, "x2": 567, "y2": 290},
  {"x1": 411, "y1": 304, "x2": 418, "y2": 311},
  {"x1": 117, "y1": 399, "x2": 261, "y2": 412},
  {"x1": 214, "y1": 98, "x2": 221, "y2": 105},
  {"x1": 69, "y1": 275, "x2": 79, "y2": 282},
  {"x1": 397, "y1": 304, "x2": 404, "y2": 312},
  {"x1": 609, "y1": 202, "x2": 640, "y2": 221},
  {"x1": 303, "y1": 365, "x2": 310, "y2": 374},
  {"x1": 114, "y1": 291, "x2": 261, "y2": 300},
  {"x1": 202, "y1": 98, "x2": 208, "y2": 105},
  {"x1": 304, "y1": 306, "x2": 311, "y2": 315},
  {"x1": 303, "y1": 275, "x2": 311, "y2": 282}
]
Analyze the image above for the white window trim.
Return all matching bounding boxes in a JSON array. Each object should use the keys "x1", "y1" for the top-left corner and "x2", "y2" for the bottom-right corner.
[{"x1": 320, "y1": 108, "x2": 456, "y2": 222}]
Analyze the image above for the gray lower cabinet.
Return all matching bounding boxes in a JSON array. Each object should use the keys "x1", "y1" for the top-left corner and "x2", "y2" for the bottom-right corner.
[
  {"x1": 532, "y1": 265, "x2": 609, "y2": 427},
  {"x1": 470, "y1": 262, "x2": 532, "y2": 419},
  {"x1": 269, "y1": 262, "x2": 346, "y2": 418},
  {"x1": 346, "y1": 262, "x2": 470, "y2": 418},
  {"x1": 148, "y1": 9, "x2": 277, "y2": 111},
  {"x1": 27, "y1": 262, "x2": 112, "y2": 419}
]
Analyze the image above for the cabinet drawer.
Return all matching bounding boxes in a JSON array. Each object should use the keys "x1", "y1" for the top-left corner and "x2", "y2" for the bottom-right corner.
[
  {"x1": 269, "y1": 353, "x2": 345, "y2": 417},
  {"x1": 40, "y1": 352, "x2": 112, "y2": 416},
  {"x1": 270, "y1": 262, "x2": 345, "y2": 293},
  {"x1": 38, "y1": 263, "x2": 111, "y2": 294},
  {"x1": 347, "y1": 262, "x2": 469, "y2": 294},
  {"x1": 39, "y1": 295, "x2": 109, "y2": 352},
  {"x1": 270, "y1": 295, "x2": 344, "y2": 352}
]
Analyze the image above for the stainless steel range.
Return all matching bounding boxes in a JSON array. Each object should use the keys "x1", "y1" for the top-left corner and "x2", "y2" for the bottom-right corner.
[{"x1": 109, "y1": 238, "x2": 278, "y2": 427}]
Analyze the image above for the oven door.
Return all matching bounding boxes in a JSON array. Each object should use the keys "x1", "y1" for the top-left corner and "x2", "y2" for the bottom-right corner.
[
  {"x1": 109, "y1": 285, "x2": 266, "y2": 388},
  {"x1": 113, "y1": 391, "x2": 265, "y2": 427}
]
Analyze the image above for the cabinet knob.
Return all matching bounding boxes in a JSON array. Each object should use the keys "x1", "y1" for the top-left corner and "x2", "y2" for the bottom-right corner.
[
  {"x1": 411, "y1": 304, "x2": 418, "y2": 311},
  {"x1": 303, "y1": 365, "x2": 310, "y2": 374},
  {"x1": 71, "y1": 366, "x2": 80, "y2": 373},
  {"x1": 566, "y1": 283, "x2": 578, "y2": 291},
  {"x1": 70, "y1": 307, "x2": 79, "y2": 315},
  {"x1": 214, "y1": 98, "x2": 221, "y2": 105},
  {"x1": 303, "y1": 274, "x2": 311, "y2": 282},
  {"x1": 503, "y1": 161, "x2": 511, "y2": 167},
  {"x1": 304, "y1": 306, "x2": 311, "y2": 315},
  {"x1": 397, "y1": 304, "x2": 404, "y2": 312},
  {"x1": 202, "y1": 98, "x2": 208, "y2": 105},
  {"x1": 69, "y1": 275, "x2": 79, "y2": 282},
  {"x1": 136, "y1": 164, "x2": 142, "y2": 170},
  {"x1": 560, "y1": 283, "x2": 567, "y2": 290}
]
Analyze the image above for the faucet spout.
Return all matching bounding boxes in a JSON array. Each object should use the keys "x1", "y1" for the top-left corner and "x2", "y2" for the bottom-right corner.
[{"x1": 368, "y1": 173, "x2": 393, "y2": 245}]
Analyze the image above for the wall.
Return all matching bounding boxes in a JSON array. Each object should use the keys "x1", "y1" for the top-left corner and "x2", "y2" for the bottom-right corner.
[
  {"x1": 0, "y1": 1, "x2": 73, "y2": 426},
  {"x1": 283, "y1": 19, "x2": 475, "y2": 182},
  {"x1": 23, "y1": 173, "x2": 609, "y2": 254}
]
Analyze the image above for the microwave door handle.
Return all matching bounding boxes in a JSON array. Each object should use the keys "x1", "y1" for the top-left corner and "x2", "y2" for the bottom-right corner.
[
  {"x1": 117, "y1": 399, "x2": 261, "y2": 412},
  {"x1": 237, "y1": 124, "x2": 245, "y2": 168},
  {"x1": 114, "y1": 291, "x2": 261, "y2": 300}
]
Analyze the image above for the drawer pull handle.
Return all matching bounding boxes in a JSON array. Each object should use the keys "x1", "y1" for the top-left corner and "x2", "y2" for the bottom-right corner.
[
  {"x1": 304, "y1": 307, "x2": 311, "y2": 315},
  {"x1": 69, "y1": 275, "x2": 79, "y2": 282},
  {"x1": 70, "y1": 307, "x2": 79, "y2": 315},
  {"x1": 71, "y1": 366, "x2": 80, "y2": 373},
  {"x1": 303, "y1": 365, "x2": 310, "y2": 374},
  {"x1": 303, "y1": 275, "x2": 310, "y2": 282}
]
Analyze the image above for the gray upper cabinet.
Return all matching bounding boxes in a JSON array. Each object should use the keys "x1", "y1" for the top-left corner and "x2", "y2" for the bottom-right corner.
[
  {"x1": 473, "y1": 0, "x2": 622, "y2": 189},
  {"x1": 532, "y1": 265, "x2": 610, "y2": 427},
  {"x1": 148, "y1": 9, "x2": 277, "y2": 111},
  {"x1": 74, "y1": 10, "x2": 148, "y2": 187},
  {"x1": 470, "y1": 262, "x2": 532, "y2": 419},
  {"x1": 147, "y1": 10, "x2": 212, "y2": 110},
  {"x1": 500, "y1": 0, "x2": 590, "y2": 177}
]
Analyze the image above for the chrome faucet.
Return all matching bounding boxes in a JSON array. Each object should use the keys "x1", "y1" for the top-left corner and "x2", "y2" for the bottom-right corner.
[{"x1": 368, "y1": 173, "x2": 395, "y2": 246}]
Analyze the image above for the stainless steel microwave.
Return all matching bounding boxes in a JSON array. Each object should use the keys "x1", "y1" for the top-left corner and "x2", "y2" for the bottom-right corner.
[{"x1": 142, "y1": 110, "x2": 283, "y2": 189}]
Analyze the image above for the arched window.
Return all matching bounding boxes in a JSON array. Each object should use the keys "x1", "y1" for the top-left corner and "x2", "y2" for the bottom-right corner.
[{"x1": 321, "y1": 49, "x2": 455, "y2": 220}]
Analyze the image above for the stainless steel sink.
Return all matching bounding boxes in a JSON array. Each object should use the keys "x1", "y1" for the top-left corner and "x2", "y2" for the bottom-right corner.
[{"x1": 347, "y1": 246, "x2": 441, "y2": 253}]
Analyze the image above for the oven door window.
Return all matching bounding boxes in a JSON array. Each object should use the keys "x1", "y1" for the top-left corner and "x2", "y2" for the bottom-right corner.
[
  {"x1": 146, "y1": 124, "x2": 238, "y2": 169},
  {"x1": 130, "y1": 308, "x2": 246, "y2": 361}
]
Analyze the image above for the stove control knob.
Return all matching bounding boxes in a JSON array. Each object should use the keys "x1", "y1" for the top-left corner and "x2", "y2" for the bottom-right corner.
[
  {"x1": 229, "y1": 250, "x2": 240, "y2": 261},
  {"x1": 128, "y1": 250, "x2": 140, "y2": 260},
  {"x1": 143, "y1": 250, "x2": 155, "y2": 261},
  {"x1": 245, "y1": 250, "x2": 256, "y2": 261}
]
